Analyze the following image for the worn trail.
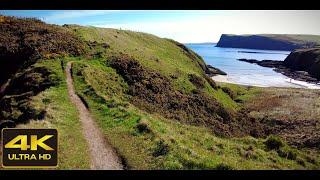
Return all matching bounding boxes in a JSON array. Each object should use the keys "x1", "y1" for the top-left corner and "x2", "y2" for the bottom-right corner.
[{"x1": 66, "y1": 61, "x2": 123, "y2": 170}]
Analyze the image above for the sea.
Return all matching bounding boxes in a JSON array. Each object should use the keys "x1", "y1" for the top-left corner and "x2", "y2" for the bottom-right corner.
[{"x1": 186, "y1": 43, "x2": 320, "y2": 89}]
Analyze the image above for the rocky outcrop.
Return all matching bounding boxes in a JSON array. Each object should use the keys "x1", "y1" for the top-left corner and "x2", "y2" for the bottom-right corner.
[
  {"x1": 284, "y1": 48, "x2": 320, "y2": 80},
  {"x1": 238, "y1": 57, "x2": 319, "y2": 83},
  {"x1": 216, "y1": 34, "x2": 320, "y2": 51},
  {"x1": 206, "y1": 65, "x2": 227, "y2": 75}
]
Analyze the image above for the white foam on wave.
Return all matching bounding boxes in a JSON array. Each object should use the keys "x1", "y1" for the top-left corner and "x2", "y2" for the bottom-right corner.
[
  {"x1": 284, "y1": 78, "x2": 320, "y2": 89},
  {"x1": 212, "y1": 75, "x2": 320, "y2": 89}
]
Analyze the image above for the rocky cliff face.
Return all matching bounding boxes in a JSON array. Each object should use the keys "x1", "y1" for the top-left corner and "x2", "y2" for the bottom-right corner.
[
  {"x1": 284, "y1": 48, "x2": 320, "y2": 80},
  {"x1": 216, "y1": 34, "x2": 319, "y2": 51}
]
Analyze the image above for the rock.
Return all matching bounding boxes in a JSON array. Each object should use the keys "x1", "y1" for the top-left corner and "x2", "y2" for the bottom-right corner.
[
  {"x1": 284, "y1": 48, "x2": 320, "y2": 80},
  {"x1": 237, "y1": 58, "x2": 320, "y2": 84},
  {"x1": 238, "y1": 59, "x2": 284, "y2": 68},
  {"x1": 207, "y1": 65, "x2": 227, "y2": 75}
]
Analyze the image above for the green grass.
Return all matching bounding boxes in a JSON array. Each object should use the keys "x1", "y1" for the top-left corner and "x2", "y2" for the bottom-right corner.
[
  {"x1": 215, "y1": 82, "x2": 262, "y2": 103},
  {"x1": 2, "y1": 24, "x2": 319, "y2": 170},
  {"x1": 67, "y1": 26, "x2": 237, "y2": 110},
  {"x1": 70, "y1": 59, "x2": 319, "y2": 170},
  {"x1": 7, "y1": 58, "x2": 91, "y2": 169}
]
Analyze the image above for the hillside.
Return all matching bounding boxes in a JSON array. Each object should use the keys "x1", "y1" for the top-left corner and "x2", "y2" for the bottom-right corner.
[
  {"x1": 0, "y1": 16, "x2": 85, "y2": 127},
  {"x1": 1, "y1": 16, "x2": 319, "y2": 170},
  {"x1": 216, "y1": 34, "x2": 320, "y2": 51}
]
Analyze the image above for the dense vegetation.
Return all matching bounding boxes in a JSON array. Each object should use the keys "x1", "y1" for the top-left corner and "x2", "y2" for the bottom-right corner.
[
  {"x1": 1, "y1": 16, "x2": 319, "y2": 169},
  {"x1": 0, "y1": 16, "x2": 86, "y2": 128}
]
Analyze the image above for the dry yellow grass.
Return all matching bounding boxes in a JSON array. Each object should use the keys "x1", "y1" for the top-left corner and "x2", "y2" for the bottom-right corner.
[{"x1": 245, "y1": 88, "x2": 320, "y2": 121}]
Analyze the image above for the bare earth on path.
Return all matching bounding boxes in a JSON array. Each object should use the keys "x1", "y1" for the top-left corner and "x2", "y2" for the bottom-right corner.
[{"x1": 66, "y1": 61, "x2": 123, "y2": 170}]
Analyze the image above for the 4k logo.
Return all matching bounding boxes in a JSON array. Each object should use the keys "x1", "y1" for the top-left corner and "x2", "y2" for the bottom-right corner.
[{"x1": 1, "y1": 129, "x2": 58, "y2": 168}]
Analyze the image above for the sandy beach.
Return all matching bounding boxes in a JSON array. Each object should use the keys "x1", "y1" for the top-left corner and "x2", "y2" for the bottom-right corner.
[{"x1": 212, "y1": 75, "x2": 320, "y2": 89}]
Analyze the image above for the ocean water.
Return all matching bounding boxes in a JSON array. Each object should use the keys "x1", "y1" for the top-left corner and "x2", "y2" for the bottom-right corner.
[{"x1": 186, "y1": 43, "x2": 320, "y2": 89}]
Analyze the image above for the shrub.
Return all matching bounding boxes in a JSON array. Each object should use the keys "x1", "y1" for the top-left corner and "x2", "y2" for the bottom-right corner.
[
  {"x1": 214, "y1": 163, "x2": 234, "y2": 170},
  {"x1": 265, "y1": 135, "x2": 285, "y2": 150},
  {"x1": 277, "y1": 147, "x2": 297, "y2": 160},
  {"x1": 42, "y1": 98, "x2": 51, "y2": 105},
  {"x1": 188, "y1": 74, "x2": 205, "y2": 89},
  {"x1": 109, "y1": 55, "x2": 263, "y2": 138},
  {"x1": 153, "y1": 139, "x2": 170, "y2": 157},
  {"x1": 305, "y1": 155, "x2": 317, "y2": 165},
  {"x1": 234, "y1": 98, "x2": 244, "y2": 103},
  {"x1": 136, "y1": 119, "x2": 151, "y2": 133},
  {"x1": 204, "y1": 75, "x2": 218, "y2": 90},
  {"x1": 221, "y1": 87, "x2": 236, "y2": 100},
  {"x1": 296, "y1": 157, "x2": 306, "y2": 166}
]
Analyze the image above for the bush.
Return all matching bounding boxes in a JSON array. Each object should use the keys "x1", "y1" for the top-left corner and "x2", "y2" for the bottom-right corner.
[
  {"x1": 204, "y1": 75, "x2": 218, "y2": 90},
  {"x1": 153, "y1": 139, "x2": 170, "y2": 157},
  {"x1": 188, "y1": 74, "x2": 205, "y2": 89},
  {"x1": 305, "y1": 155, "x2": 317, "y2": 165},
  {"x1": 221, "y1": 87, "x2": 236, "y2": 100},
  {"x1": 109, "y1": 56, "x2": 262, "y2": 138},
  {"x1": 136, "y1": 119, "x2": 151, "y2": 133},
  {"x1": 296, "y1": 157, "x2": 306, "y2": 166},
  {"x1": 265, "y1": 135, "x2": 285, "y2": 150},
  {"x1": 214, "y1": 163, "x2": 234, "y2": 170},
  {"x1": 277, "y1": 148, "x2": 297, "y2": 160}
]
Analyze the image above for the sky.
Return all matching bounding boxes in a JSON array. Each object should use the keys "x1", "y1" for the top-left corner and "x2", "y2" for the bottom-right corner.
[{"x1": 1, "y1": 10, "x2": 320, "y2": 43}]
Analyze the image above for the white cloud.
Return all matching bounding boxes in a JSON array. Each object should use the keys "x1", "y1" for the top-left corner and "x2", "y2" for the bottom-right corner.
[{"x1": 44, "y1": 10, "x2": 125, "y2": 22}]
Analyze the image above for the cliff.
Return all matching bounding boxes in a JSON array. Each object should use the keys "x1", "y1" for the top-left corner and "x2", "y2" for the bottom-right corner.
[
  {"x1": 216, "y1": 34, "x2": 320, "y2": 51},
  {"x1": 284, "y1": 48, "x2": 320, "y2": 80}
]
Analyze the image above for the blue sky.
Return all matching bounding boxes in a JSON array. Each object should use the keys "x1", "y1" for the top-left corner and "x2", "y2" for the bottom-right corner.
[{"x1": 1, "y1": 10, "x2": 320, "y2": 43}]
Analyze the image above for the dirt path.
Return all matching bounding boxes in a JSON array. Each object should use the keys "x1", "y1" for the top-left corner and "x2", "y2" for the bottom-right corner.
[{"x1": 65, "y1": 62, "x2": 123, "y2": 170}]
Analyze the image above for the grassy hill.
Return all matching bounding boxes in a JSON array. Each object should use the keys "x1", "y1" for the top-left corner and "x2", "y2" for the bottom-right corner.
[{"x1": 1, "y1": 16, "x2": 319, "y2": 169}]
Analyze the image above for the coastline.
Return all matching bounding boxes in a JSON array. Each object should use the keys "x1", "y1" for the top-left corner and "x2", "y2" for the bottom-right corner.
[{"x1": 211, "y1": 75, "x2": 320, "y2": 89}]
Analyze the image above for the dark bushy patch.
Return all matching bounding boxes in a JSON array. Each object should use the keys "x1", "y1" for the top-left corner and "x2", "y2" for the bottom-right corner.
[
  {"x1": 277, "y1": 147, "x2": 297, "y2": 160},
  {"x1": 0, "y1": 16, "x2": 85, "y2": 85},
  {"x1": 214, "y1": 163, "x2": 234, "y2": 170},
  {"x1": 221, "y1": 87, "x2": 236, "y2": 100},
  {"x1": 0, "y1": 66, "x2": 57, "y2": 128},
  {"x1": 0, "y1": 16, "x2": 86, "y2": 129},
  {"x1": 262, "y1": 118, "x2": 320, "y2": 149},
  {"x1": 153, "y1": 139, "x2": 170, "y2": 157},
  {"x1": 136, "y1": 119, "x2": 151, "y2": 133},
  {"x1": 188, "y1": 74, "x2": 205, "y2": 89},
  {"x1": 3, "y1": 67, "x2": 58, "y2": 96},
  {"x1": 204, "y1": 75, "x2": 218, "y2": 90},
  {"x1": 109, "y1": 55, "x2": 266, "y2": 137},
  {"x1": 296, "y1": 157, "x2": 306, "y2": 166},
  {"x1": 305, "y1": 155, "x2": 317, "y2": 165},
  {"x1": 265, "y1": 135, "x2": 285, "y2": 150}
]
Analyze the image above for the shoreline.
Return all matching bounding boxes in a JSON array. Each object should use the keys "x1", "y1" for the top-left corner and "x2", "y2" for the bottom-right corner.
[
  {"x1": 237, "y1": 58, "x2": 320, "y2": 84},
  {"x1": 211, "y1": 75, "x2": 320, "y2": 89}
]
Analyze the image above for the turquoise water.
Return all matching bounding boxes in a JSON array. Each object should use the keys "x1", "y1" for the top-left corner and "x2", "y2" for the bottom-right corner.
[{"x1": 186, "y1": 43, "x2": 315, "y2": 88}]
